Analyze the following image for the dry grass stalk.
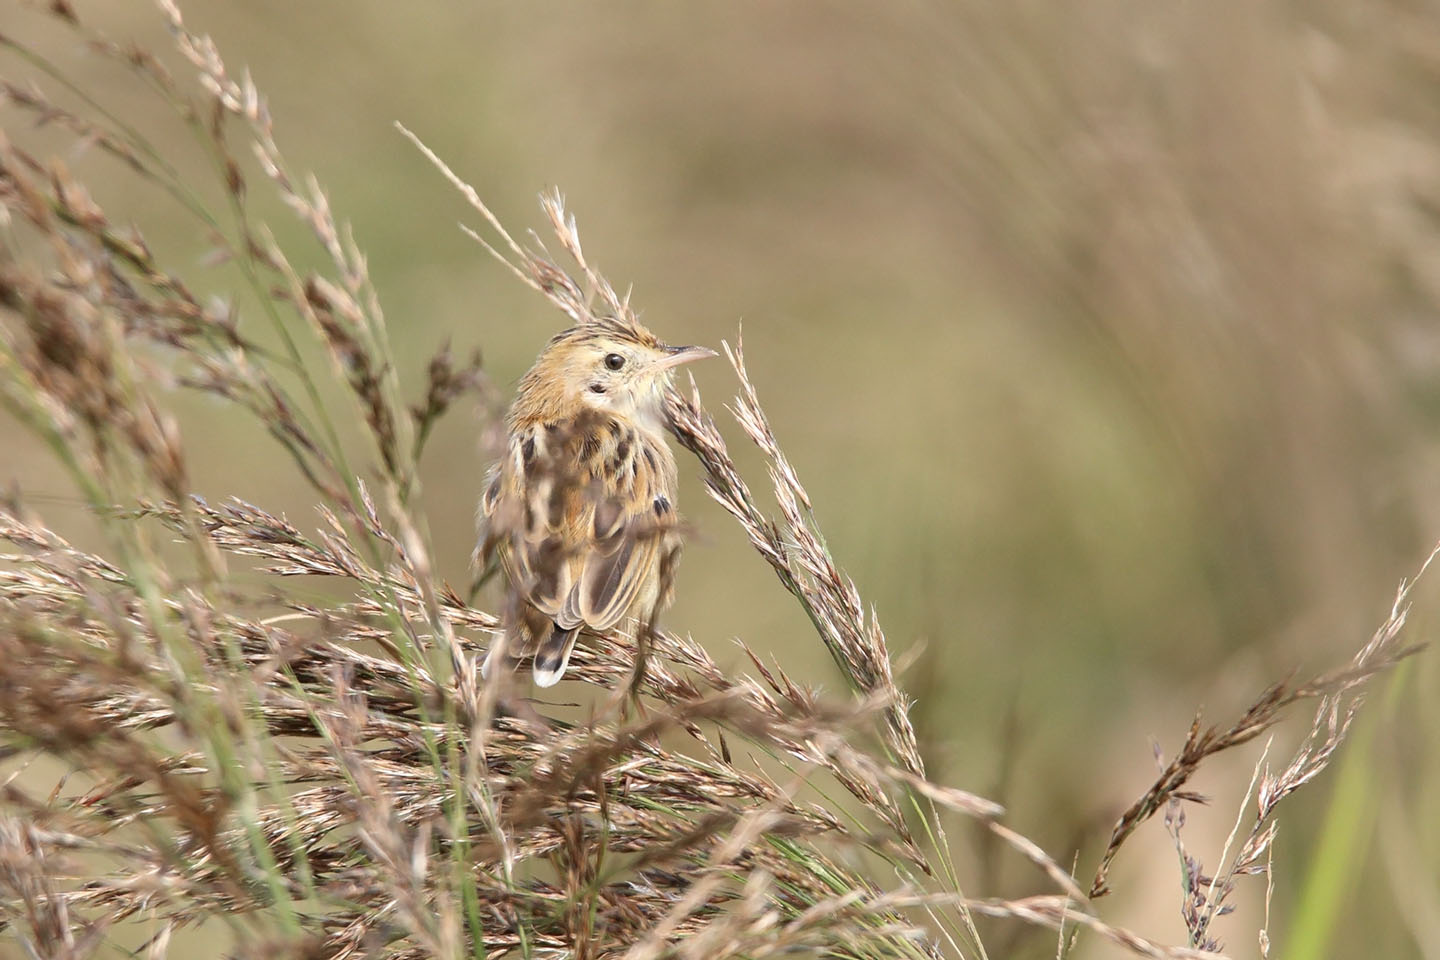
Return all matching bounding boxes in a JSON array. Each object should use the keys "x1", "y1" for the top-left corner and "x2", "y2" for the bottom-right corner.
[
  {"x1": 1089, "y1": 547, "x2": 1431, "y2": 905},
  {"x1": 0, "y1": 3, "x2": 1430, "y2": 959},
  {"x1": 1144, "y1": 545, "x2": 1439, "y2": 952}
]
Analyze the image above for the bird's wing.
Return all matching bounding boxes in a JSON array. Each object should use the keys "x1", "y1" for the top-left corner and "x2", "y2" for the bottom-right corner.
[
  {"x1": 557, "y1": 490, "x2": 665, "y2": 631},
  {"x1": 484, "y1": 425, "x2": 580, "y2": 623},
  {"x1": 564, "y1": 429, "x2": 677, "y2": 632},
  {"x1": 495, "y1": 420, "x2": 676, "y2": 634}
]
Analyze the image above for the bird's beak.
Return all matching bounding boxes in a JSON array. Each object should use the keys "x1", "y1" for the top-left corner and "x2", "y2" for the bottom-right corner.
[{"x1": 654, "y1": 344, "x2": 718, "y2": 371}]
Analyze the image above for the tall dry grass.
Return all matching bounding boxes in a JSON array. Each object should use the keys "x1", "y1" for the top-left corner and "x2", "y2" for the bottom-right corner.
[{"x1": 0, "y1": 3, "x2": 1431, "y2": 958}]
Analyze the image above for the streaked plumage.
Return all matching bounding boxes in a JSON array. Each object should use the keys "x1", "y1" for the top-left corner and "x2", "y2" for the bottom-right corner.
[{"x1": 478, "y1": 316, "x2": 714, "y2": 686}]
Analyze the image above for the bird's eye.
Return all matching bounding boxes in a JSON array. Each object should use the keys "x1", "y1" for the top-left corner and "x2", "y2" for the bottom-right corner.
[{"x1": 604, "y1": 353, "x2": 626, "y2": 371}]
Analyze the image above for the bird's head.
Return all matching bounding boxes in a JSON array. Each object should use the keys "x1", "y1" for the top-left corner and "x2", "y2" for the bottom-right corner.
[{"x1": 516, "y1": 317, "x2": 716, "y2": 431}]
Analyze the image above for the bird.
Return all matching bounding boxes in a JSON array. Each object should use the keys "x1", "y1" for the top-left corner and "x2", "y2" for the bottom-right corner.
[{"x1": 477, "y1": 315, "x2": 715, "y2": 687}]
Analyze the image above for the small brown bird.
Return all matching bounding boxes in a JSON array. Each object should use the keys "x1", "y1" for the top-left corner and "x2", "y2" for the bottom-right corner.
[{"x1": 478, "y1": 315, "x2": 715, "y2": 686}]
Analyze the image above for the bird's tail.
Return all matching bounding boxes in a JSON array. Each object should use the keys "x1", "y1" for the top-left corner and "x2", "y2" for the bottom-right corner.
[{"x1": 532, "y1": 624, "x2": 581, "y2": 688}]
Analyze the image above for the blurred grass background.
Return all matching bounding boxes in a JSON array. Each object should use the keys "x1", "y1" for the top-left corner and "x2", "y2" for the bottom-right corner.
[{"x1": 5, "y1": 1, "x2": 1440, "y2": 957}]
